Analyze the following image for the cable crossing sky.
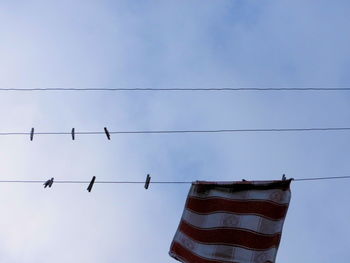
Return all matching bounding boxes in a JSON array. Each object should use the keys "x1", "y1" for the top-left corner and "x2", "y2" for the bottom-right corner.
[
  {"x1": 1, "y1": 87, "x2": 350, "y2": 91},
  {"x1": 0, "y1": 175, "x2": 349, "y2": 184},
  {"x1": 1, "y1": 127, "x2": 350, "y2": 139}
]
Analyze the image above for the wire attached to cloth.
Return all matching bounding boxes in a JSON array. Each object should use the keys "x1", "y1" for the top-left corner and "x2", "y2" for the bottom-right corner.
[
  {"x1": 0, "y1": 175, "x2": 349, "y2": 184},
  {"x1": 293, "y1": 175, "x2": 350, "y2": 181}
]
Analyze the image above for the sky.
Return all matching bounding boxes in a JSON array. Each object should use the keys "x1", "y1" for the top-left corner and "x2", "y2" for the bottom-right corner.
[{"x1": 0, "y1": 0, "x2": 350, "y2": 262}]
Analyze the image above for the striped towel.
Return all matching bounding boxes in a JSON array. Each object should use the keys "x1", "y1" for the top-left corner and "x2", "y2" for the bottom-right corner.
[{"x1": 169, "y1": 180, "x2": 292, "y2": 263}]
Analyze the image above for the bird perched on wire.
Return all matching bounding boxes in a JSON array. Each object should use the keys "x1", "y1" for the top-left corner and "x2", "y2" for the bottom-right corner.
[{"x1": 44, "y1": 178, "x2": 54, "y2": 188}]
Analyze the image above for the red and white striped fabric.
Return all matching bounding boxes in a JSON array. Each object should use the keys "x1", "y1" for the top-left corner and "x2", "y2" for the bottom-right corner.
[{"x1": 169, "y1": 180, "x2": 292, "y2": 263}]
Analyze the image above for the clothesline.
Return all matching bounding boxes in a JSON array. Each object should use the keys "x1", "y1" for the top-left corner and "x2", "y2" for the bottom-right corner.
[
  {"x1": 0, "y1": 175, "x2": 349, "y2": 184},
  {"x1": 1, "y1": 127, "x2": 350, "y2": 140}
]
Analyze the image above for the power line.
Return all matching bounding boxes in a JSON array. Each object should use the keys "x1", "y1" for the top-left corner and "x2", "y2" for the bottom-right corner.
[
  {"x1": 0, "y1": 175, "x2": 349, "y2": 184},
  {"x1": 1, "y1": 87, "x2": 350, "y2": 92},
  {"x1": 1, "y1": 127, "x2": 350, "y2": 137}
]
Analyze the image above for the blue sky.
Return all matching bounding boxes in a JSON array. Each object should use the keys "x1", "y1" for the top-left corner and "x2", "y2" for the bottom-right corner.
[{"x1": 0, "y1": 1, "x2": 350, "y2": 262}]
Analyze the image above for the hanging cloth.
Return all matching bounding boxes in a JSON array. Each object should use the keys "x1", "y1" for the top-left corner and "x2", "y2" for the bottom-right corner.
[{"x1": 169, "y1": 179, "x2": 292, "y2": 263}]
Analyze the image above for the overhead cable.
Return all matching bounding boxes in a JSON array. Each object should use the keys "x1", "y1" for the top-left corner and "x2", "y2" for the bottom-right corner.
[
  {"x1": 0, "y1": 175, "x2": 350, "y2": 184},
  {"x1": 0, "y1": 87, "x2": 350, "y2": 92},
  {"x1": 1, "y1": 127, "x2": 350, "y2": 138}
]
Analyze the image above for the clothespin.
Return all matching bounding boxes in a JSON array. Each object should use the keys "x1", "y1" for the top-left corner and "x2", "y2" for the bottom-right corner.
[
  {"x1": 144, "y1": 174, "x2": 151, "y2": 189},
  {"x1": 44, "y1": 177, "x2": 54, "y2": 188},
  {"x1": 30, "y1": 128, "x2": 34, "y2": 141},
  {"x1": 282, "y1": 174, "x2": 286, "y2": 181},
  {"x1": 87, "y1": 176, "x2": 96, "y2": 192},
  {"x1": 71, "y1": 128, "x2": 75, "y2": 140},
  {"x1": 104, "y1": 127, "x2": 111, "y2": 140}
]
